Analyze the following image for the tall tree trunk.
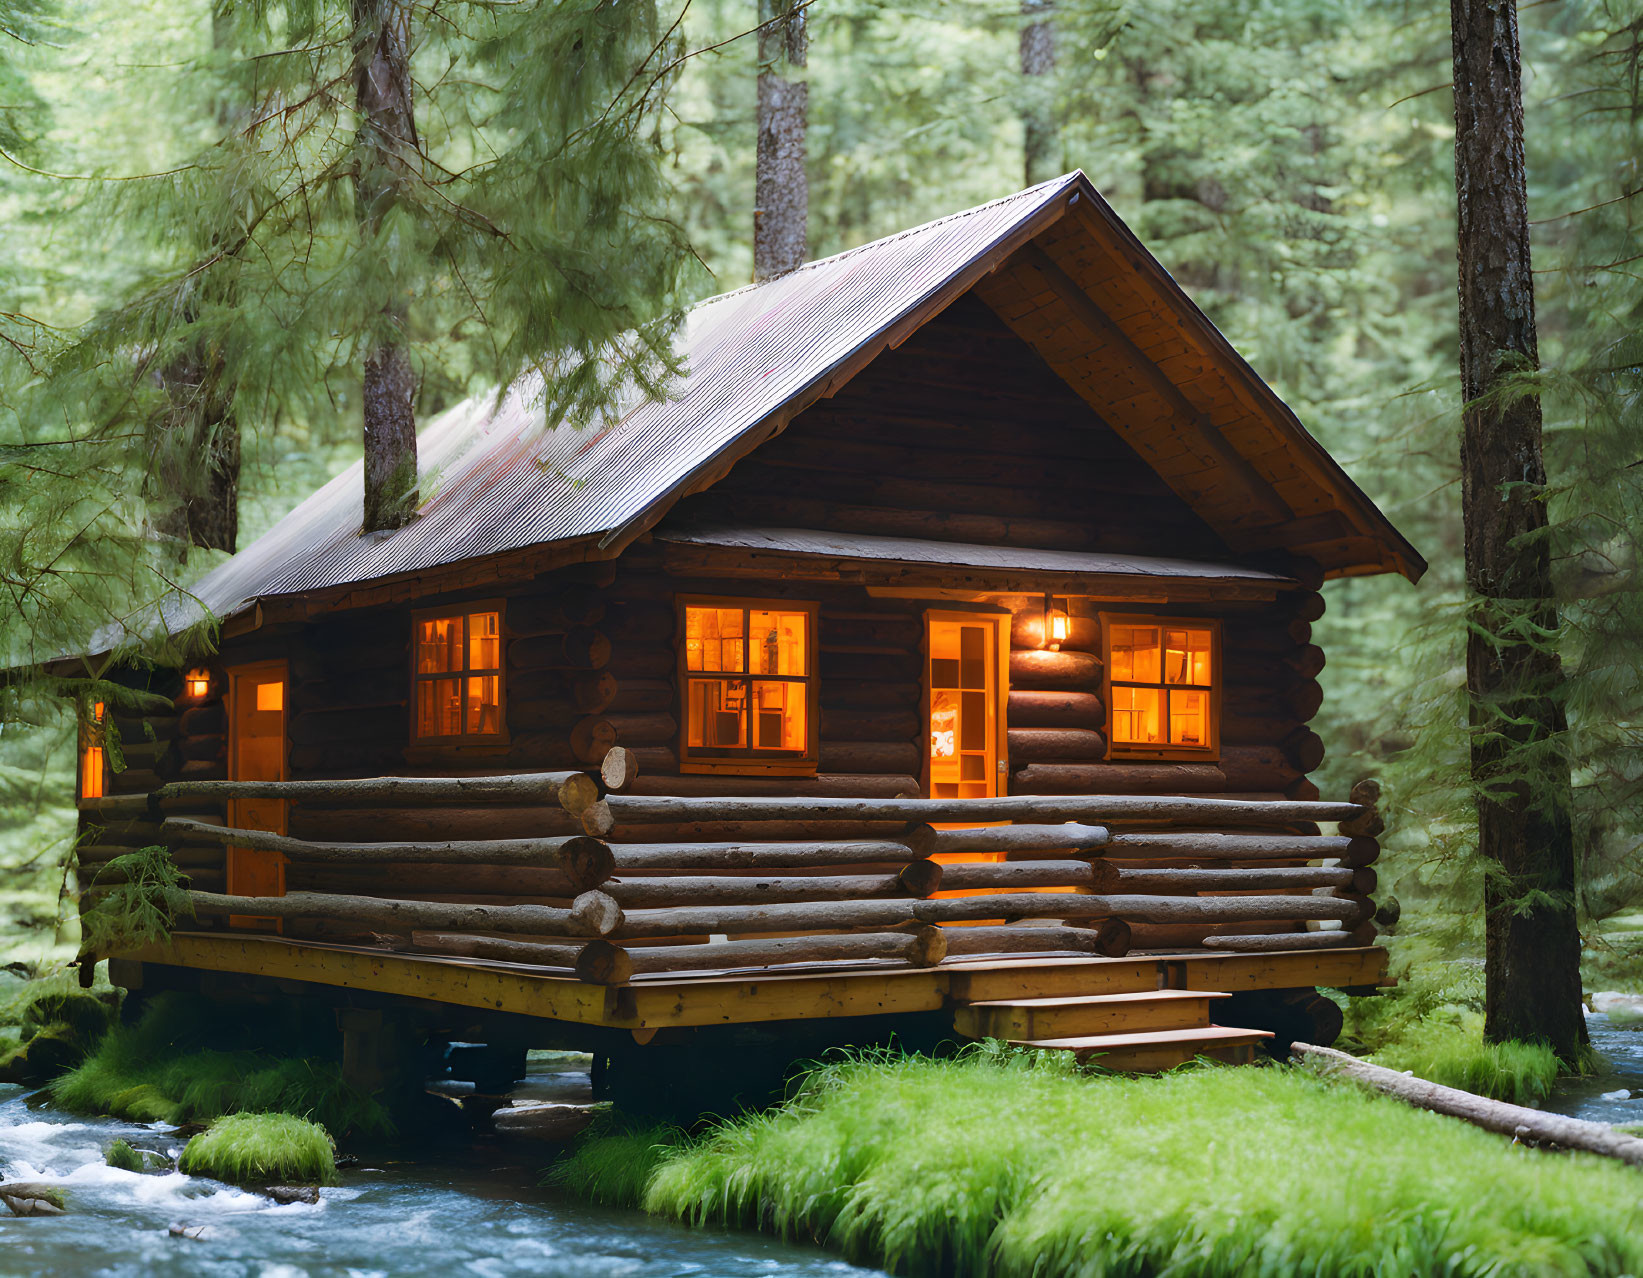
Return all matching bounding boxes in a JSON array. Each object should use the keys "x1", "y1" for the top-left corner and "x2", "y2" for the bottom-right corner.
[
  {"x1": 754, "y1": 0, "x2": 807, "y2": 281},
  {"x1": 352, "y1": 0, "x2": 419, "y2": 532},
  {"x1": 1020, "y1": 0, "x2": 1057, "y2": 186},
  {"x1": 1450, "y1": 0, "x2": 1587, "y2": 1061}
]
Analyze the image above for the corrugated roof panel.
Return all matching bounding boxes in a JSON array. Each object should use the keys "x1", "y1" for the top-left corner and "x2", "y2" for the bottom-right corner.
[{"x1": 147, "y1": 174, "x2": 1080, "y2": 639}]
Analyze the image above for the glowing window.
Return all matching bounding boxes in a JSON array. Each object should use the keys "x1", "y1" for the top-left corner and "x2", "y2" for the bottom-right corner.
[
  {"x1": 680, "y1": 600, "x2": 816, "y2": 773},
  {"x1": 80, "y1": 700, "x2": 106, "y2": 801},
  {"x1": 414, "y1": 608, "x2": 504, "y2": 741},
  {"x1": 1104, "y1": 617, "x2": 1218, "y2": 757}
]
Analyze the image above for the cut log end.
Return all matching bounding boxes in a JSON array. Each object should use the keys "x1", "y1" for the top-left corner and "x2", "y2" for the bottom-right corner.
[
  {"x1": 569, "y1": 889, "x2": 623, "y2": 937},
  {"x1": 896, "y1": 859, "x2": 945, "y2": 898},
  {"x1": 599, "y1": 746, "x2": 640, "y2": 792},
  {"x1": 574, "y1": 939, "x2": 633, "y2": 985},
  {"x1": 556, "y1": 773, "x2": 601, "y2": 817},
  {"x1": 906, "y1": 924, "x2": 947, "y2": 967},
  {"x1": 560, "y1": 836, "x2": 616, "y2": 891}
]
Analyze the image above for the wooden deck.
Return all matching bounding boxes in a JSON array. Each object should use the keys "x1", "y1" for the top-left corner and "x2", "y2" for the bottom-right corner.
[{"x1": 116, "y1": 933, "x2": 1388, "y2": 1070}]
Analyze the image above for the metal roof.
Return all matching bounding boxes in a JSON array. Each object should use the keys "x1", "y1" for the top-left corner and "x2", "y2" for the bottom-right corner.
[
  {"x1": 95, "y1": 169, "x2": 1415, "y2": 656},
  {"x1": 655, "y1": 525, "x2": 1296, "y2": 587}
]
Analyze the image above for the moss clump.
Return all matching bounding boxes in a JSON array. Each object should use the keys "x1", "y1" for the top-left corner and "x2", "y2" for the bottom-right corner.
[
  {"x1": 607, "y1": 1050, "x2": 1643, "y2": 1277},
  {"x1": 547, "y1": 1117, "x2": 680, "y2": 1207},
  {"x1": 104, "y1": 1139, "x2": 143, "y2": 1172},
  {"x1": 1369, "y1": 1012, "x2": 1563, "y2": 1105},
  {"x1": 0, "y1": 985, "x2": 117, "y2": 1085},
  {"x1": 50, "y1": 993, "x2": 391, "y2": 1135},
  {"x1": 178, "y1": 1113, "x2": 337, "y2": 1186}
]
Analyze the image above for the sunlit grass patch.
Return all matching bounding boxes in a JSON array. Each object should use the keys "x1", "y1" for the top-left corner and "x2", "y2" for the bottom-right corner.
[
  {"x1": 613, "y1": 1050, "x2": 1643, "y2": 1277},
  {"x1": 547, "y1": 1115, "x2": 680, "y2": 1207},
  {"x1": 178, "y1": 1112, "x2": 336, "y2": 1186},
  {"x1": 1369, "y1": 1011, "x2": 1563, "y2": 1105}
]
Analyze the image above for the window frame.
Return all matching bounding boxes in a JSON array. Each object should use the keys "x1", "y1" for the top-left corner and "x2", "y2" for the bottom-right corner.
[
  {"x1": 1099, "y1": 612, "x2": 1222, "y2": 762},
  {"x1": 676, "y1": 594, "x2": 820, "y2": 776},
  {"x1": 409, "y1": 600, "x2": 509, "y2": 746}
]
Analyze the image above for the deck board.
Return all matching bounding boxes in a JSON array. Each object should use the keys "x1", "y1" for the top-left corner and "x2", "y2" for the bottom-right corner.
[{"x1": 125, "y1": 933, "x2": 1390, "y2": 1032}]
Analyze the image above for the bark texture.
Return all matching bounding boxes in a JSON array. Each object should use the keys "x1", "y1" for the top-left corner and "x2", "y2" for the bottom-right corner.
[
  {"x1": 1450, "y1": 0, "x2": 1586, "y2": 1060},
  {"x1": 754, "y1": 0, "x2": 808, "y2": 281},
  {"x1": 353, "y1": 0, "x2": 419, "y2": 531},
  {"x1": 1020, "y1": 0, "x2": 1057, "y2": 186}
]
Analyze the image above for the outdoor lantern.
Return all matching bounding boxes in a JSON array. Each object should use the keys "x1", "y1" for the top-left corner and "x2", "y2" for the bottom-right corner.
[
  {"x1": 1043, "y1": 596, "x2": 1070, "y2": 651},
  {"x1": 185, "y1": 669, "x2": 211, "y2": 699}
]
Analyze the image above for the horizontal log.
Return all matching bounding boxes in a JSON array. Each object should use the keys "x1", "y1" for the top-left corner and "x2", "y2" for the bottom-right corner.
[
  {"x1": 1011, "y1": 763, "x2": 1226, "y2": 795},
  {"x1": 609, "y1": 678, "x2": 672, "y2": 715},
  {"x1": 935, "y1": 860, "x2": 1116, "y2": 892},
  {"x1": 76, "y1": 844, "x2": 222, "y2": 870},
  {"x1": 819, "y1": 680, "x2": 920, "y2": 710},
  {"x1": 509, "y1": 698, "x2": 582, "y2": 732},
  {"x1": 176, "y1": 734, "x2": 224, "y2": 763},
  {"x1": 507, "y1": 585, "x2": 606, "y2": 635},
  {"x1": 161, "y1": 818, "x2": 614, "y2": 883},
  {"x1": 293, "y1": 667, "x2": 405, "y2": 713},
  {"x1": 287, "y1": 804, "x2": 584, "y2": 844},
  {"x1": 624, "y1": 927, "x2": 947, "y2": 975},
  {"x1": 903, "y1": 822, "x2": 1108, "y2": 857},
  {"x1": 1219, "y1": 712, "x2": 1304, "y2": 747},
  {"x1": 406, "y1": 930, "x2": 588, "y2": 971},
  {"x1": 111, "y1": 713, "x2": 180, "y2": 743},
  {"x1": 1009, "y1": 649, "x2": 1101, "y2": 691},
  {"x1": 601, "y1": 647, "x2": 674, "y2": 680},
  {"x1": 1203, "y1": 927, "x2": 1375, "y2": 952},
  {"x1": 1219, "y1": 746, "x2": 1302, "y2": 792},
  {"x1": 615, "y1": 774, "x2": 922, "y2": 801},
  {"x1": 1281, "y1": 727, "x2": 1326, "y2": 773},
  {"x1": 820, "y1": 706, "x2": 921, "y2": 741},
  {"x1": 603, "y1": 793, "x2": 1363, "y2": 827},
  {"x1": 292, "y1": 864, "x2": 587, "y2": 898},
  {"x1": 507, "y1": 629, "x2": 610, "y2": 672},
  {"x1": 1007, "y1": 690, "x2": 1104, "y2": 730},
  {"x1": 186, "y1": 888, "x2": 622, "y2": 937},
  {"x1": 570, "y1": 716, "x2": 617, "y2": 764},
  {"x1": 1104, "y1": 833, "x2": 1377, "y2": 865},
  {"x1": 819, "y1": 615, "x2": 922, "y2": 649},
  {"x1": 604, "y1": 601, "x2": 676, "y2": 645},
  {"x1": 1127, "y1": 920, "x2": 1300, "y2": 948},
  {"x1": 613, "y1": 892, "x2": 1116, "y2": 939},
  {"x1": 1096, "y1": 893, "x2": 1369, "y2": 925},
  {"x1": 1006, "y1": 727, "x2": 1107, "y2": 763},
  {"x1": 822, "y1": 650, "x2": 923, "y2": 683},
  {"x1": 1112, "y1": 865, "x2": 1374, "y2": 893},
  {"x1": 507, "y1": 669, "x2": 619, "y2": 714},
  {"x1": 938, "y1": 920, "x2": 1130, "y2": 958},
  {"x1": 1289, "y1": 592, "x2": 1325, "y2": 623},
  {"x1": 147, "y1": 770, "x2": 599, "y2": 812},
  {"x1": 611, "y1": 839, "x2": 922, "y2": 870},
  {"x1": 605, "y1": 873, "x2": 910, "y2": 908},
  {"x1": 819, "y1": 741, "x2": 923, "y2": 774},
  {"x1": 288, "y1": 706, "x2": 403, "y2": 748}
]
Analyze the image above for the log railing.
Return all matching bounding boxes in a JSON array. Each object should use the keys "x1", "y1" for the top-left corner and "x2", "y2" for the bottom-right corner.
[{"x1": 77, "y1": 757, "x2": 1384, "y2": 986}]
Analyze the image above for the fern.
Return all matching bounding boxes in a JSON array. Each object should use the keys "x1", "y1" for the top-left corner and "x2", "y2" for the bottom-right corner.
[{"x1": 79, "y1": 844, "x2": 192, "y2": 954}]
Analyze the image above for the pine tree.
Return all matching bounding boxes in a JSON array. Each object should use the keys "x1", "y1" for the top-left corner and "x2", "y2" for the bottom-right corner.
[
  {"x1": 1020, "y1": 0, "x2": 1057, "y2": 185},
  {"x1": 754, "y1": 0, "x2": 807, "y2": 279},
  {"x1": 1449, "y1": 0, "x2": 1586, "y2": 1060}
]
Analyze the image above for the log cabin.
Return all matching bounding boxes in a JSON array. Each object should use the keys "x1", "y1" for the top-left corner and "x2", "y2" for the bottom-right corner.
[{"x1": 66, "y1": 172, "x2": 1421, "y2": 1107}]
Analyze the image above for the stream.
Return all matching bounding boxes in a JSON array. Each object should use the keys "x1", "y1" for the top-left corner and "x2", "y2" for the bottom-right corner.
[
  {"x1": 0, "y1": 1067, "x2": 883, "y2": 1278},
  {"x1": 6, "y1": 1013, "x2": 1642, "y2": 1277}
]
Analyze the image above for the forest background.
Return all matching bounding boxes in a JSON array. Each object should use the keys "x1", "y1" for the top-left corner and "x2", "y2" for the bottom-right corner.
[{"x1": 1, "y1": 0, "x2": 1640, "y2": 1017}]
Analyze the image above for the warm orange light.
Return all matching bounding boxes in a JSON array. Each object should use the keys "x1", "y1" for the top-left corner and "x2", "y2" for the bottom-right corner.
[
  {"x1": 1043, "y1": 596, "x2": 1070, "y2": 651},
  {"x1": 415, "y1": 610, "x2": 502, "y2": 739},
  {"x1": 186, "y1": 669, "x2": 211, "y2": 698}
]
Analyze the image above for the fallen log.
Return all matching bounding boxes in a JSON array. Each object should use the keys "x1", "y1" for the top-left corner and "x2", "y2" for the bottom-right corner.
[
  {"x1": 1292, "y1": 1041, "x2": 1643, "y2": 1168},
  {"x1": 186, "y1": 888, "x2": 622, "y2": 937}
]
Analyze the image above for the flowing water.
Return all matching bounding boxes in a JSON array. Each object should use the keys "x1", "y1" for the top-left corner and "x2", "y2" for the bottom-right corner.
[
  {"x1": 0, "y1": 1076, "x2": 883, "y2": 1278},
  {"x1": 1545, "y1": 1009, "x2": 1643, "y2": 1125}
]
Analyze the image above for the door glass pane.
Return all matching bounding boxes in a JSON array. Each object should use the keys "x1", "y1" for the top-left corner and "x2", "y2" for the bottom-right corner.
[{"x1": 959, "y1": 626, "x2": 986, "y2": 689}]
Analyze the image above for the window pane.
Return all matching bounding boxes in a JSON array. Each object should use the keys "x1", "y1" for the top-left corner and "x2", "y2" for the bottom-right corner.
[
  {"x1": 1164, "y1": 628, "x2": 1212, "y2": 685},
  {"x1": 417, "y1": 617, "x2": 462, "y2": 674},
  {"x1": 466, "y1": 675, "x2": 501, "y2": 735},
  {"x1": 959, "y1": 625, "x2": 986, "y2": 689},
  {"x1": 687, "y1": 678, "x2": 747, "y2": 749},
  {"x1": 1109, "y1": 626, "x2": 1160, "y2": 683},
  {"x1": 418, "y1": 677, "x2": 463, "y2": 737},
  {"x1": 255, "y1": 681, "x2": 284, "y2": 712},
  {"x1": 1169, "y1": 688, "x2": 1209, "y2": 746},
  {"x1": 1112, "y1": 686, "x2": 1163, "y2": 744},
  {"x1": 750, "y1": 610, "x2": 807, "y2": 676},
  {"x1": 752, "y1": 681, "x2": 806, "y2": 751},
  {"x1": 685, "y1": 607, "x2": 745, "y2": 673},
  {"x1": 468, "y1": 611, "x2": 501, "y2": 671}
]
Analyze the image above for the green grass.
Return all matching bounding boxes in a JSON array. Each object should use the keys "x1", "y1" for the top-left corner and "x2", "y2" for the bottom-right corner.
[
  {"x1": 178, "y1": 1113, "x2": 337, "y2": 1186},
  {"x1": 50, "y1": 992, "x2": 391, "y2": 1135},
  {"x1": 547, "y1": 1116, "x2": 680, "y2": 1206},
  {"x1": 1368, "y1": 1011, "x2": 1563, "y2": 1105},
  {"x1": 559, "y1": 1050, "x2": 1643, "y2": 1278}
]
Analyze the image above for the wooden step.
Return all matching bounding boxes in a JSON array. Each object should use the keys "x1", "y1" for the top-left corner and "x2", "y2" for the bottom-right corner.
[
  {"x1": 1014, "y1": 1024, "x2": 1275, "y2": 1073},
  {"x1": 954, "y1": 989, "x2": 1229, "y2": 1040},
  {"x1": 944, "y1": 957, "x2": 1164, "y2": 1003}
]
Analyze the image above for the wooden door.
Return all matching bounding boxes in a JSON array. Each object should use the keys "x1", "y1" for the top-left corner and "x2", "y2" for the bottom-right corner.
[
  {"x1": 925, "y1": 613, "x2": 1007, "y2": 799},
  {"x1": 226, "y1": 660, "x2": 288, "y2": 929}
]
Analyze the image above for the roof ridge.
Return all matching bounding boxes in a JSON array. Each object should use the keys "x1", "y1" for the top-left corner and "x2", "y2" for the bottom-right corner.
[{"x1": 688, "y1": 171, "x2": 1085, "y2": 315}]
